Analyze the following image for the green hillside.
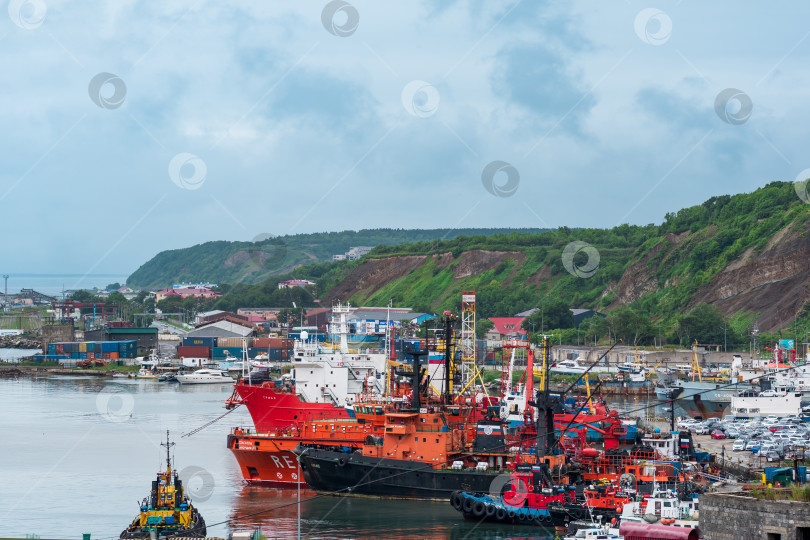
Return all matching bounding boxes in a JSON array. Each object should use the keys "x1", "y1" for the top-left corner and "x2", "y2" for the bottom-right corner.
[
  {"x1": 212, "y1": 181, "x2": 810, "y2": 347},
  {"x1": 126, "y1": 228, "x2": 547, "y2": 289}
]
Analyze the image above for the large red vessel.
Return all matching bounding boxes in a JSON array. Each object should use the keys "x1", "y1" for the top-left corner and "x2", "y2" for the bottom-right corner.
[{"x1": 225, "y1": 378, "x2": 351, "y2": 433}]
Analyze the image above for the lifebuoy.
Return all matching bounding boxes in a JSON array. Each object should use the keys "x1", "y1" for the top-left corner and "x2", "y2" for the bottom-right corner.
[
  {"x1": 463, "y1": 496, "x2": 474, "y2": 513},
  {"x1": 450, "y1": 491, "x2": 463, "y2": 511},
  {"x1": 495, "y1": 507, "x2": 507, "y2": 521},
  {"x1": 472, "y1": 500, "x2": 486, "y2": 518},
  {"x1": 615, "y1": 505, "x2": 623, "y2": 513}
]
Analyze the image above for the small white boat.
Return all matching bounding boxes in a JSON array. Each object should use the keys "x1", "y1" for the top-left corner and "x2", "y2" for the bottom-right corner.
[
  {"x1": 551, "y1": 359, "x2": 588, "y2": 374},
  {"x1": 176, "y1": 368, "x2": 234, "y2": 384},
  {"x1": 134, "y1": 367, "x2": 159, "y2": 379},
  {"x1": 564, "y1": 523, "x2": 622, "y2": 539}
]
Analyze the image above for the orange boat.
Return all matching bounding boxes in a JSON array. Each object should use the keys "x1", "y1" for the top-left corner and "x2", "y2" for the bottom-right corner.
[{"x1": 228, "y1": 403, "x2": 390, "y2": 485}]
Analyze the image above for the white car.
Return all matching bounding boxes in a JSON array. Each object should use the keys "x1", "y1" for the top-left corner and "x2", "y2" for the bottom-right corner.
[
  {"x1": 677, "y1": 418, "x2": 698, "y2": 429},
  {"x1": 732, "y1": 440, "x2": 746, "y2": 451}
]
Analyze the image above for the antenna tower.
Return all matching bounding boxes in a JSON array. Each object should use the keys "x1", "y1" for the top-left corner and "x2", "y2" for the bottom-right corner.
[{"x1": 459, "y1": 291, "x2": 476, "y2": 388}]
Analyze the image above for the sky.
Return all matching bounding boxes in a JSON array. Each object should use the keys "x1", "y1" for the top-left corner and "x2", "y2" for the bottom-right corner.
[{"x1": 1, "y1": 1, "x2": 810, "y2": 276}]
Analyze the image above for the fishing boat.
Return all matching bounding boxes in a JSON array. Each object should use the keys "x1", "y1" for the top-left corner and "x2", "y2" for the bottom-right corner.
[
  {"x1": 120, "y1": 432, "x2": 206, "y2": 539},
  {"x1": 618, "y1": 486, "x2": 699, "y2": 528},
  {"x1": 225, "y1": 304, "x2": 400, "y2": 485},
  {"x1": 654, "y1": 343, "x2": 755, "y2": 404}
]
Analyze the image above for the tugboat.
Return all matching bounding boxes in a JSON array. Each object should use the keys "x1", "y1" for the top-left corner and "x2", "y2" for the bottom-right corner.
[{"x1": 120, "y1": 431, "x2": 206, "y2": 539}]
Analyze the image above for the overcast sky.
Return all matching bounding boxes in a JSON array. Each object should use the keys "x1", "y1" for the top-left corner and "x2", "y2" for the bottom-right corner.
[{"x1": 2, "y1": 1, "x2": 809, "y2": 275}]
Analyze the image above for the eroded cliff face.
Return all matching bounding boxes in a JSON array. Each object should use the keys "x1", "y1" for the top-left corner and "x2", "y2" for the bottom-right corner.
[
  {"x1": 324, "y1": 221, "x2": 810, "y2": 331},
  {"x1": 695, "y1": 221, "x2": 810, "y2": 331},
  {"x1": 608, "y1": 232, "x2": 688, "y2": 308},
  {"x1": 323, "y1": 250, "x2": 523, "y2": 304},
  {"x1": 325, "y1": 254, "x2": 430, "y2": 303},
  {"x1": 606, "y1": 222, "x2": 810, "y2": 330}
]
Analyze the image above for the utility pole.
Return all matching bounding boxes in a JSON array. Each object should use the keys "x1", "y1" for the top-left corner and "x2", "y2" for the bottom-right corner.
[
  {"x1": 2, "y1": 274, "x2": 8, "y2": 312},
  {"x1": 670, "y1": 399, "x2": 675, "y2": 433}
]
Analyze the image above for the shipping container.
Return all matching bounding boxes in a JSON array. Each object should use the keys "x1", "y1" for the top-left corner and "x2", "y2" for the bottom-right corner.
[
  {"x1": 182, "y1": 336, "x2": 217, "y2": 348},
  {"x1": 33, "y1": 354, "x2": 69, "y2": 362},
  {"x1": 101, "y1": 342, "x2": 118, "y2": 352},
  {"x1": 110, "y1": 352, "x2": 119, "y2": 360},
  {"x1": 79, "y1": 353, "x2": 87, "y2": 359},
  {"x1": 266, "y1": 338, "x2": 294, "y2": 349},
  {"x1": 253, "y1": 337, "x2": 271, "y2": 348},
  {"x1": 211, "y1": 346, "x2": 241, "y2": 360},
  {"x1": 177, "y1": 345, "x2": 211, "y2": 358},
  {"x1": 78, "y1": 342, "x2": 87, "y2": 353},
  {"x1": 218, "y1": 337, "x2": 249, "y2": 348}
]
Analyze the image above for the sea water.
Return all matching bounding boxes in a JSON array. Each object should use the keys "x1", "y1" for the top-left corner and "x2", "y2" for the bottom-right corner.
[{"x1": 0, "y1": 376, "x2": 558, "y2": 539}]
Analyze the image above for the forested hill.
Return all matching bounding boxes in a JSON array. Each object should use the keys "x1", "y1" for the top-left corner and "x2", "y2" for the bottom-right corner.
[
  {"x1": 126, "y1": 228, "x2": 547, "y2": 289},
  {"x1": 268, "y1": 181, "x2": 810, "y2": 341}
]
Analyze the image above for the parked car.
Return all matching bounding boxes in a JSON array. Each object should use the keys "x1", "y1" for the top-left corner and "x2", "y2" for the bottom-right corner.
[
  {"x1": 711, "y1": 429, "x2": 726, "y2": 439},
  {"x1": 745, "y1": 439, "x2": 760, "y2": 451},
  {"x1": 677, "y1": 418, "x2": 698, "y2": 430},
  {"x1": 693, "y1": 423, "x2": 713, "y2": 435},
  {"x1": 765, "y1": 450, "x2": 782, "y2": 462},
  {"x1": 732, "y1": 439, "x2": 746, "y2": 451}
]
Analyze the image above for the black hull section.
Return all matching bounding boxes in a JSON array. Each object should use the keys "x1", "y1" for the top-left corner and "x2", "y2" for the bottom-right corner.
[{"x1": 299, "y1": 449, "x2": 501, "y2": 499}]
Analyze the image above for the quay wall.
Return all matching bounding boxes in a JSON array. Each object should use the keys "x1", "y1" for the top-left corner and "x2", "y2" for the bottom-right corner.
[{"x1": 701, "y1": 492, "x2": 810, "y2": 540}]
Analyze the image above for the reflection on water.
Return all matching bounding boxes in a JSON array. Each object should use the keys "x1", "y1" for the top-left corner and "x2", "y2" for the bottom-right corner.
[
  {"x1": 229, "y1": 486, "x2": 559, "y2": 539},
  {"x1": 2, "y1": 377, "x2": 730, "y2": 538},
  {"x1": 0, "y1": 377, "x2": 561, "y2": 539}
]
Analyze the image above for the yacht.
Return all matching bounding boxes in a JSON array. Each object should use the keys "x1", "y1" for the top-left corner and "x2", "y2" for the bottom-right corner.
[
  {"x1": 176, "y1": 368, "x2": 234, "y2": 384},
  {"x1": 551, "y1": 359, "x2": 588, "y2": 374}
]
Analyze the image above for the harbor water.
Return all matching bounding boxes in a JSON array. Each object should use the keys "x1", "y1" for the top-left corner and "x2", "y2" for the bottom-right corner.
[{"x1": 0, "y1": 376, "x2": 563, "y2": 539}]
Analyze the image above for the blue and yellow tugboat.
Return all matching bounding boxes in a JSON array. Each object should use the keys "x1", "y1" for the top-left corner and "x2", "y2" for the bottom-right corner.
[{"x1": 120, "y1": 431, "x2": 206, "y2": 539}]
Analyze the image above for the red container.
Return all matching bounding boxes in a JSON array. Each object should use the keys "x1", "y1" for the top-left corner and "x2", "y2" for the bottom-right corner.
[
  {"x1": 102, "y1": 352, "x2": 111, "y2": 360},
  {"x1": 267, "y1": 338, "x2": 294, "y2": 349},
  {"x1": 177, "y1": 345, "x2": 211, "y2": 358},
  {"x1": 253, "y1": 338, "x2": 271, "y2": 348}
]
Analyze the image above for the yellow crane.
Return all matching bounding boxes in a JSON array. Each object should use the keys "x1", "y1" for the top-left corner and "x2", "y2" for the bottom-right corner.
[{"x1": 645, "y1": 358, "x2": 665, "y2": 379}]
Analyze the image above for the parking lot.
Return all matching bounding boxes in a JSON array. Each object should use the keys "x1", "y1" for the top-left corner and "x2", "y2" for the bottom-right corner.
[{"x1": 678, "y1": 416, "x2": 810, "y2": 473}]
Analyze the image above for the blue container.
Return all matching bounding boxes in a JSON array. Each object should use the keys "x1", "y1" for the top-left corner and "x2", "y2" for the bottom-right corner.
[
  {"x1": 183, "y1": 337, "x2": 217, "y2": 348},
  {"x1": 101, "y1": 342, "x2": 118, "y2": 352},
  {"x1": 47, "y1": 344, "x2": 56, "y2": 354},
  {"x1": 79, "y1": 353, "x2": 87, "y2": 359},
  {"x1": 212, "y1": 346, "x2": 240, "y2": 360}
]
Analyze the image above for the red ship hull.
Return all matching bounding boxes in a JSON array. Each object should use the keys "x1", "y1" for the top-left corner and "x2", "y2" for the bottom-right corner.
[
  {"x1": 227, "y1": 381, "x2": 349, "y2": 432},
  {"x1": 228, "y1": 438, "x2": 303, "y2": 485}
]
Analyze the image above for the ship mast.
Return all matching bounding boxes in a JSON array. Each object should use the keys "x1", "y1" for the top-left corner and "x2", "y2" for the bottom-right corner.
[
  {"x1": 441, "y1": 312, "x2": 456, "y2": 404},
  {"x1": 161, "y1": 429, "x2": 175, "y2": 473}
]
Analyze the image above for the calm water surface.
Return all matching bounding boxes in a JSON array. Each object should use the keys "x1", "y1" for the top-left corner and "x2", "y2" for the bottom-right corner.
[{"x1": 0, "y1": 376, "x2": 560, "y2": 539}]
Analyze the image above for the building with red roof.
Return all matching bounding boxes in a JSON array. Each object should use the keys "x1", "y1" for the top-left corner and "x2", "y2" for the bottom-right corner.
[{"x1": 487, "y1": 317, "x2": 527, "y2": 340}]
